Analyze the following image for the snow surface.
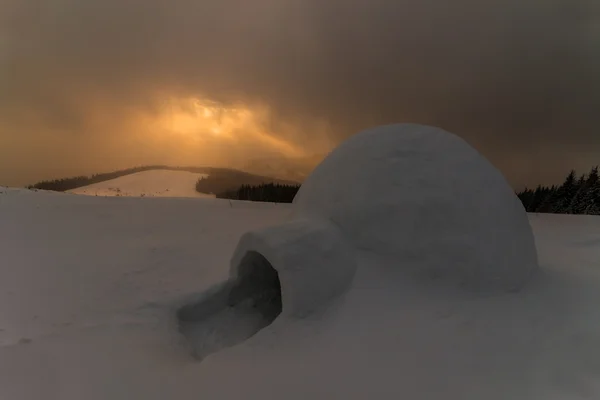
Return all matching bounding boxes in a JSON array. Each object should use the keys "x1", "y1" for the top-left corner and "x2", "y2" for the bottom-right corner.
[
  {"x1": 293, "y1": 123, "x2": 538, "y2": 293},
  {"x1": 67, "y1": 169, "x2": 214, "y2": 198},
  {"x1": 1, "y1": 188, "x2": 600, "y2": 399}
]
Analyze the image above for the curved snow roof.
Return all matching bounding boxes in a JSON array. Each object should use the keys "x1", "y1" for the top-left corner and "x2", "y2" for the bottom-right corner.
[{"x1": 231, "y1": 124, "x2": 538, "y2": 310}]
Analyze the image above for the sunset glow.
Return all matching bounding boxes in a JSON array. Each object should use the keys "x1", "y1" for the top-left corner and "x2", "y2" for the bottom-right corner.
[{"x1": 152, "y1": 97, "x2": 306, "y2": 158}]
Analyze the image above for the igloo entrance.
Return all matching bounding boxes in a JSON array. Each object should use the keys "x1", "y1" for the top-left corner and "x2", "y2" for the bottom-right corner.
[
  {"x1": 227, "y1": 251, "x2": 283, "y2": 321},
  {"x1": 177, "y1": 251, "x2": 282, "y2": 360}
]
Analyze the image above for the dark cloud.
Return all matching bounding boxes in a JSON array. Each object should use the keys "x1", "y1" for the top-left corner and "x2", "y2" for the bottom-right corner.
[{"x1": 1, "y1": 0, "x2": 599, "y2": 187}]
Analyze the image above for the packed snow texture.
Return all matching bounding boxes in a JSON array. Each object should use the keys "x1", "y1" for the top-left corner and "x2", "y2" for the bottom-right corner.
[
  {"x1": 230, "y1": 218, "x2": 356, "y2": 317},
  {"x1": 1, "y1": 188, "x2": 600, "y2": 399},
  {"x1": 67, "y1": 169, "x2": 214, "y2": 198},
  {"x1": 293, "y1": 123, "x2": 538, "y2": 293}
]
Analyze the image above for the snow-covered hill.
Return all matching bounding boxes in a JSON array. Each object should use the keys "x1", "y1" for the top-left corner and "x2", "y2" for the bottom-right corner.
[
  {"x1": 1, "y1": 188, "x2": 600, "y2": 399},
  {"x1": 67, "y1": 169, "x2": 214, "y2": 198}
]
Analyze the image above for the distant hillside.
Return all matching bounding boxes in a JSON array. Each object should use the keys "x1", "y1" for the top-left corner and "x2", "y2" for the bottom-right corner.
[
  {"x1": 68, "y1": 170, "x2": 214, "y2": 198},
  {"x1": 29, "y1": 165, "x2": 300, "y2": 197},
  {"x1": 28, "y1": 166, "x2": 204, "y2": 192}
]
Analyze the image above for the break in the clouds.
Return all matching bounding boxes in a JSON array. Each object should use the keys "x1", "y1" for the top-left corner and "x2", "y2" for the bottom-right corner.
[{"x1": 1, "y1": 0, "x2": 599, "y2": 187}]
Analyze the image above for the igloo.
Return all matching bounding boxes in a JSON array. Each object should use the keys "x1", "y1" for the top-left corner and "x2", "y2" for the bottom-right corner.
[
  {"x1": 290, "y1": 123, "x2": 539, "y2": 292},
  {"x1": 179, "y1": 123, "x2": 538, "y2": 359},
  {"x1": 231, "y1": 123, "x2": 538, "y2": 305}
]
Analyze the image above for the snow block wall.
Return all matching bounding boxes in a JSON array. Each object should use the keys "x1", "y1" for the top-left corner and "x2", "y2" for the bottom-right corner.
[{"x1": 228, "y1": 123, "x2": 538, "y2": 323}]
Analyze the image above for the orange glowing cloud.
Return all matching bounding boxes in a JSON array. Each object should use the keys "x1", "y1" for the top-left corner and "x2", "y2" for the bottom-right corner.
[{"x1": 140, "y1": 96, "x2": 307, "y2": 158}]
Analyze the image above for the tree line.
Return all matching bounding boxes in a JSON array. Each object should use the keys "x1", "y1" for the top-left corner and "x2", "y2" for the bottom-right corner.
[
  {"x1": 194, "y1": 171, "x2": 297, "y2": 196},
  {"x1": 207, "y1": 168, "x2": 600, "y2": 210},
  {"x1": 216, "y1": 183, "x2": 301, "y2": 203},
  {"x1": 31, "y1": 163, "x2": 600, "y2": 213},
  {"x1": 517, "y1": 166, "x2": 600, "y2": 214}
]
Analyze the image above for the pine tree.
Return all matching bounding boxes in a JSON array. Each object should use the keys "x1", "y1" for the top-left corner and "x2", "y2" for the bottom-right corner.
[
  {"x1": 538, "y1": 185, "x2": 558, "y2": 213},
  {"x1": 517, "y1": 189, "x2": 530, "y2": 210},
  {"x1": 580, "y1": 166, "x2": 600, "y2": 214},
  {"x1": 552, "y1": 170, "x2": 577, "y2": 214},
  {"x1": 588, "y1": 183, "x2": 600, "y2": 215},
  {"x1": 567, "y1": 174, "x2": 587, "y2": 214},
  {"x1": 517, "y1": 188, "x2": 536, "y2": 211},
  {"x1": 526, "y1": 186, "x2": 547, "y2": 213}
]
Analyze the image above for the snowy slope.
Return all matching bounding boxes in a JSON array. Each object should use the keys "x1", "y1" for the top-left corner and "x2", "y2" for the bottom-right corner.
[
  {"x1": 67, "y1": 169, "x2": 214, "y2": 198},
  {"x1": 1, "y1": 189, "x2": 600, "y2": 399}
]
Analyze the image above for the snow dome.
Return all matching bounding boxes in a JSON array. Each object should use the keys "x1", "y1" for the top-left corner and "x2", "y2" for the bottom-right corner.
[
  {"x1": 211, "y1": 124, "x2": 538, "y2": 344},
  {"x1": 291, "y1": 123, "x2": 538, "y2": 292}
]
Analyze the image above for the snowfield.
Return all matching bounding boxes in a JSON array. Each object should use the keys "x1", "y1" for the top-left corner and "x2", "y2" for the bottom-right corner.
[
  {"x1": 67, "y1": 169, "x2": 214, "y2": 198},
  {"x1": 1, "y1": 124, "x2": 599, "y2": 399},
  {"x1": 1, "y1": 189, "x2": 600, "y2": 399}
]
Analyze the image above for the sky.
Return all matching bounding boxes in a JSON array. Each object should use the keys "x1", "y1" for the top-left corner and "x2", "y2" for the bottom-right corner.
[{"x1": 1, "y1": 0, "x2": 599, "y2": 188}]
